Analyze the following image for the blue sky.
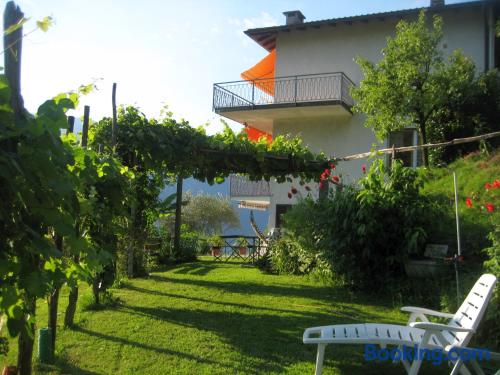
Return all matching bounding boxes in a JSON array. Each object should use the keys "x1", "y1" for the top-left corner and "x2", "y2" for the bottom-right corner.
[{"x1": 2, "y1": 0, "x2": 469, "y2": 133}]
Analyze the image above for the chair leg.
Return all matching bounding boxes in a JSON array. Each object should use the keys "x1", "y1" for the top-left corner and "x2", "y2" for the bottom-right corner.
[
  {"x1": 449, "y1": 359, "x2": 472, "y2": 375},
  {"x1": 315, "y1": 344, "x2": 326, "y2": 375}
]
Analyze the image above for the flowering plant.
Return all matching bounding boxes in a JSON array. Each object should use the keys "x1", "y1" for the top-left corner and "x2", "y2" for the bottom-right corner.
[{"x1": 465, "y1": 178, "x2": 499, "y2": 214}]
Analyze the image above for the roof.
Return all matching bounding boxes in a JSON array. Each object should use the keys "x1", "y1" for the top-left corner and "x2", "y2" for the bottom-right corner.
[{"x1": 244, "y1": 0, "x2": 490, "y2": 51}]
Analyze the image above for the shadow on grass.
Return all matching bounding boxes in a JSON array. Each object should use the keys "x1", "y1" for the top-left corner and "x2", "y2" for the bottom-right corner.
[
  {"x1": 35, "y1": 355, "x2": 101, "y2": 375},
  {"x1": 113, "y1": 302, "x2": 404, "y2": 374},
  {"x1": 71, "y1": 326, "x2": 231, "y2": 369},
  {"x1": 171, "y1": 261, "x2": 219, "y2": 276},
  {"x1": 125, "y1": 284, "x2": 348, "y2": 317},
  {"x1": 148, "y1": 272, "x2": 362, "y2": 307}
]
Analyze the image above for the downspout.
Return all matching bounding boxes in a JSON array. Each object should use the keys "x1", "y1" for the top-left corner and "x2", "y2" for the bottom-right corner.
[{"x1": 486, "y1": 3, "x2": 495, "y2": 71}]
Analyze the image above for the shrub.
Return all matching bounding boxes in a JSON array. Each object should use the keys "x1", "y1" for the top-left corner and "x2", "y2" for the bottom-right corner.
[
  {"x1": 282, "y1": 160, "x2": 442, "y2": 292},
  {"x1": 480, "y1": 226, "x2": 500, "y2": 349}
]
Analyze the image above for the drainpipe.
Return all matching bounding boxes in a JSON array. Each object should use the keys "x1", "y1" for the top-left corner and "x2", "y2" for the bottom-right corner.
[{"x1": 486, "y1": 4, "x2": 495, "y2": 71}]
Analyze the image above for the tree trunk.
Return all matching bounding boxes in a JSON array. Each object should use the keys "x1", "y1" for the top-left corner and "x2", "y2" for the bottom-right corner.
[
  {"x1": 47, "y1": 235, "x2": 63, "y2": 353},
  {"x1": 419, "y1": 123, "x2": 429, "y2": 167},
  {"x1": 47, "y1": 287, "x2": 60, "y2": 353},
  {"x1": 92, "y1": 278, "x2": 100, "y2": 305},
  {"x1": 127, "y1": 206, "x2": 135, "y2": 278},
  {"x1": 64, "y1": 286, "x2": 78, "y2": 327},
  {"x1": 173, "y1": 177, "x2": 183, "y2": 258},
  {"x1": 17, "y1": 296, "x2": 35, "y2": 375}
]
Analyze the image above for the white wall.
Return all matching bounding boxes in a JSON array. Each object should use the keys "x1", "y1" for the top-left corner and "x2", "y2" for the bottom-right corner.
[{"x1": 266, "y1": 6, "x2": 487, "y2": 229}]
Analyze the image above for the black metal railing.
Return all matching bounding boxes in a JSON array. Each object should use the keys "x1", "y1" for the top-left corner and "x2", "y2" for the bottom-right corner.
[
  {"x1": 211, "y1": 235, "x2": 267, "y2": 262},
  {"x1": 213, "y1": 72, "x2": 354, "y2": 112},
  {"x1": 230, "y1": 175, "x2": 271, "y2": 197}
]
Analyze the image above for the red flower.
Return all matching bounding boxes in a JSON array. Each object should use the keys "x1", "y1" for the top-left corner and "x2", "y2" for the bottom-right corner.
[
  {"x1": 485, "y1": 203, "x2": 494, "y2": 213},
  {"x1": 329, "y1": 163, "x2": 336, "y2": 170},
  {"x1": 331, "y1": 175, "x2": 340, "y2": 183},
  {"x1": 319, "y1": 181, "x2": 324, "y2": 190},
  {"x1": 291, "y1": 187, "x2": 298, "y2": 195},
  {"x1": 485, "y1": 182, "x2": 492, "y2": 190},
  {"x1": 465, "y1": 198, "x2": 473, "y2": 208},
  {"x1": 323, "y1": 168, "x2": 331, "y2": 176},
  {"x1": 305, "y1": 185, "x2": 311, "y2": 191},
  {"x1": 493, "y1": 179, "x2": 500, "y2": 189},
  {"x1": 287, "y1": 192, "x2": 292, "y2": 199},
  {"x1": 362, "y1": 164, "x2": 367, "y2": 174}
]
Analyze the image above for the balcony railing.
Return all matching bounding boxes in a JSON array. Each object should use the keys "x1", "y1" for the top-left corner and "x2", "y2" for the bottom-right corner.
[
  {"x1": 213, "y1": 72, "x2": 354, "y2": 112},
  {"x1": 230, "y1": 175, "x2": 271, "y2": 197}
]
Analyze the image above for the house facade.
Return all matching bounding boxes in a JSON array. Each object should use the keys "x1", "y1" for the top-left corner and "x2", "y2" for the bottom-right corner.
[{"x1": 214, "y1": 0, "x2": 499, "y2": 229}]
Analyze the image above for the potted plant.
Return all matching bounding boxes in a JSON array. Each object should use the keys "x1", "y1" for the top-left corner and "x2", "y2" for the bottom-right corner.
[
  {"x1": 237, "y1": 237, "x2": 249, "y2": 256},
  {"x1": 209, "y1": 235, "x2": 224, "y2": 257}
]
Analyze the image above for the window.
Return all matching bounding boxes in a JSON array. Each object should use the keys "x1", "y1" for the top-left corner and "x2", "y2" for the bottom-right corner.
[
  {"x1": 386, "y1": 129, "x2": 419, "y2": 167},
  {"x1": 275, "y1": 204, "x2": 292, "y2": 228}
]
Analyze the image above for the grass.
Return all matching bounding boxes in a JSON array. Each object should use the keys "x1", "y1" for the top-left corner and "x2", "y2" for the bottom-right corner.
[
  {"x1": 1, "y1": 258, "x2": 456, "y2": 374},
  {"x1": 419, "y1": 149, "x2": 500, "y2": 255}
]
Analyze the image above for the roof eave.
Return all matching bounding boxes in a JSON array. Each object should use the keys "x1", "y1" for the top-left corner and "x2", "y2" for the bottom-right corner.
[{"x1": 244, "y1": 0, "x2": 488, "y2": 51}]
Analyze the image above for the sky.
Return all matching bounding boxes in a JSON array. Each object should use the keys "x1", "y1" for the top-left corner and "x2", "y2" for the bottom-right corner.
[{"x1": 0, "y1": 0, "x2": 471, "y2": 134}]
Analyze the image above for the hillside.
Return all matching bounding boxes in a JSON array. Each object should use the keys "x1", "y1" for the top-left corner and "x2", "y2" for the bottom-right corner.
[{"x1": 420, "y1": 149, "x2": 500, "y2": 256}]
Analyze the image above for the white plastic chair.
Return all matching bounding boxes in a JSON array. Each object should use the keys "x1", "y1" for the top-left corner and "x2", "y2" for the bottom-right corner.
[{"x1": 303, "y1": 274, "x2": 497, "y2": 375}]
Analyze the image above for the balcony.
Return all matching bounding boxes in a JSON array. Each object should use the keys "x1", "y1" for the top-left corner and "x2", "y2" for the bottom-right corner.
[{"x1": 213, "y1": 72, "x2": 354, "y2": 133}]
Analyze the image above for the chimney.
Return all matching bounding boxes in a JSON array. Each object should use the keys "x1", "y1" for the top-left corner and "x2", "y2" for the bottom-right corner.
[
  {"x1": 283, "y1": 10, "x2": 305, "y2": 26},
  {"x1": 430, "y1": 0, "x2": 445, "y2": 7}
]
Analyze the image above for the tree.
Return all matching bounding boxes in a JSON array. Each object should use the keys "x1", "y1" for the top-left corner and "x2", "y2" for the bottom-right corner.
[
  {"x1": 181, "y1": 193, "x2": 240, "y2": 236},
  {"x1": 352, "y1": 10, "x2": 477, "y2": 167}
]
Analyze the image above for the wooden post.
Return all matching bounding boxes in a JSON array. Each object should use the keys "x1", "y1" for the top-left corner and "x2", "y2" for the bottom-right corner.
[
  {"x1": 391, "y1": 144, "x2": 396, "y2": 167},
  {"x1": 66, "y1": 115, "x2": 75, "y2": 134},
  {"x1": 4, "y1": 3, "x2": 36, "y2": 375},
  {"x1": 81, "y1": 105, "x2": 90, "y2": 147},
  {"x1": 4, "y1": 1, "x2": 25, "y2": 123},
  {"x1": 111, "y1": 83, "x2": 117, "y2": 148},
  {"x1": 173, "y1": 177, "x2": 183, "y2": 257}
]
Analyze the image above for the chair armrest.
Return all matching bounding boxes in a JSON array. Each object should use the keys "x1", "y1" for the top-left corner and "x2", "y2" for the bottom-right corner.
[
  {"x1": 409, "y1": 322, "x2": 474, "y2": 333},
  {"x1": 401, "y1": 306, "x2": 454, "y2": 319}
]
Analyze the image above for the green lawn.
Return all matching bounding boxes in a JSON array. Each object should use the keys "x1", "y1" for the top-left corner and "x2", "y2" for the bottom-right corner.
[{"x1": 4, "y1": 258, "x2": 451, "y2": 374}]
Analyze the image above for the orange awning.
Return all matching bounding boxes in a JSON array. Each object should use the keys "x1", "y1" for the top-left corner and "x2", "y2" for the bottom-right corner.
[
  {"x1": 243, "y1": 125, "x2": 272, "y2": 144},
  {"x1": 241, "y1": 49, "x2": 275, "y2": 96}
]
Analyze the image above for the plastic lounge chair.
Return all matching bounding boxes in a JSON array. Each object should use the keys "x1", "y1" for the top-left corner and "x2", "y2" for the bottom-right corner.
[{"x1": 303, "y1": 274, "x2": 497, "y2": 375}]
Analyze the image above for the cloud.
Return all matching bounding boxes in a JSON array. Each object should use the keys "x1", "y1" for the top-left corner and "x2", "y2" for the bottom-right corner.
[
  {"x1": 228, "y1": 11, "x2": 278, "y2": 31},
  {"x1": 228, "y1": 12, "x2": 278, "y2": 45}
]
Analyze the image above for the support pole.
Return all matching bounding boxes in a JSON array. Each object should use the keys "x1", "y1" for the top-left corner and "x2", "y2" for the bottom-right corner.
[
  {"x1": 81, "y1": 105, "x2": 90, "y2": 147},
  {"x1": 111, "y1": 83, "x2": 117, "y2": 148},
  {"x1": 173, "y1": 177, "x2": 183, "y2": 258},
  {"x1": 66, "y1": 115, "x2": 75, "y2": 134},
  {"x1": 453, "y1": 171, "x2": 461, "y2": 306}
]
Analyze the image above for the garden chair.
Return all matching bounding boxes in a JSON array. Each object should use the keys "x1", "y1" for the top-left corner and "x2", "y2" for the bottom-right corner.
[{"x1": 303, "y1": 274, "x2": 497, "y2": 375}]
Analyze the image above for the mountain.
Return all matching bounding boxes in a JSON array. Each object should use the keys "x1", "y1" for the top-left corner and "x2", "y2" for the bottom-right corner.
[{"x1": 160, "y1": 178, "x2": 269, "y2": 236}]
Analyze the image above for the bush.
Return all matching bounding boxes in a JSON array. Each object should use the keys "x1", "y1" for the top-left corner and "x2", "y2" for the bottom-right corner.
[
  {"x1": 479, "y1": 225, "x2": 500, "y2": 349},
  {"x1": 281, "y1": 160, "x2": 443, "y2": 292}
]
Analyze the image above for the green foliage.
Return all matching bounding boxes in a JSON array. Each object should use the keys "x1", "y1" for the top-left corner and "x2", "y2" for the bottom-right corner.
[
  {"x1": 208, "y1": 235, "x2": 224, "y2": 248},
  {"x1": 352, "y1": 11, "x2": 478, "y2": 166},
  {"x1": 0, "y1": 75, "x2": 83, "y2": 336},
  {"x1": 428, "y1": 69, "x2": 500, "y2": 164},
  {"x1": 90, "y1": 106, "x2": 328, "y2": 184},
  {"x1": 420, "y1": 151, "x2": 500, "y2": 255},
  {"x1": 182, "y1": 193, "x2": 240, "y2": 236},
  {"x1": 269, "y1": 238, "x2": 318, "y2": 276},
  {"x1": 280, "y1": 160, "x2": 440, "y2": 292},
  {"x1": 482, "y1": 226, "x2": 500, "y2": 348},
  {"x1": 0, "y1": 336, "x2": 8, "y2": 357}
]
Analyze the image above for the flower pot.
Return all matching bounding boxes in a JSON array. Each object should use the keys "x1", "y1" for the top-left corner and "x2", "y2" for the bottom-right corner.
[
  {"x1": 211, "y1": 247, "x2": 221, "y2": 257},
  {"x1": 2, "y1": 366, "x2": 18, "y2": 375},
  {"x1": 239, "y1": 247, "x2": 247, "y2": 256}
]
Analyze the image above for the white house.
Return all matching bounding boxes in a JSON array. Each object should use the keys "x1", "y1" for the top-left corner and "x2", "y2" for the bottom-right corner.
[{"x1": 214, "y1": 0, "x2": 499, "y2": 229}]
